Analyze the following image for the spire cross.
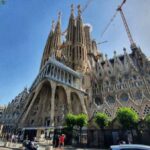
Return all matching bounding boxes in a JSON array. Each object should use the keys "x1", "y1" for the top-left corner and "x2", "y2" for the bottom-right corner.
[
  {"x1": 71, "y1": 4, "x2": 74, "y2": 14},
  {"x1": 77, "y1": 5, "x2": 81, "y2": 15},
  {"x1": 58, "y1": 11, "x2": 61, "y2": 21},
  {"x1": 52, "y1": 20, "x2": 55, "y2": 31}
]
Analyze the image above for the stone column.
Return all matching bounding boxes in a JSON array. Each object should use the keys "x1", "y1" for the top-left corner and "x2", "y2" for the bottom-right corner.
[
  {"x1": 60, "y1": 69, "x2": 62, "y2": 81},
  {"x1": 62, "y1": 71, "x2": 64, "y2": 82},
  {"x1": 71, "y1": 75, "x2": 73, "y2": 86},
  {"x1": 65, "y1": 89, "x2": 72, "y2": 113},
  {"x1": 67, "y1": 73, "x2": 69, "y2": 84},
  {"x1": 57, "y1": 68, "x2": 59, "y2": 80},
  {"x1": 79, "y1": 94, "x2": 87, "y2": 115},
  {"x1": 50, "y1": 81, "x2": 56, "y2": 126},
  {"x1": 45, "y1": 65, "x2": 49, "y2": 75}
]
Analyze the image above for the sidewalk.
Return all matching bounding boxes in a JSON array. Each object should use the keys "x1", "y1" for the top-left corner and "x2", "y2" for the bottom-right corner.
[{"x1": 0, "y1": 140, "x2": 107, "y2": 150}]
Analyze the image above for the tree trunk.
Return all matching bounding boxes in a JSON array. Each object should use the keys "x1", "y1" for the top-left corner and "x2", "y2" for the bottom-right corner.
[{"x1": 79, "y1": 127, "x2": 82, "y2": 146}]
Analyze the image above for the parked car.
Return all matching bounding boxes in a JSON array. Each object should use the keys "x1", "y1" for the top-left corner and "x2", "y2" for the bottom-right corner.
[{"x1": 110, "y1": 144, "x2": 150, "y2": 150}]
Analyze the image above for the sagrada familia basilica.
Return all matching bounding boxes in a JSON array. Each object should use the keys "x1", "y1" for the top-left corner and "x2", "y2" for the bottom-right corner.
[{"x1": 1, "y1": 4, "x2": 150, "y2": 132}]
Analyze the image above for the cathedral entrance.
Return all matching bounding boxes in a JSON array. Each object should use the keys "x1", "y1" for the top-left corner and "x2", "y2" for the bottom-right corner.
[
  {"x1": 54, "y1": 86, "x2": 68, "y2": 126},
  {"x1": 27, "y1": 81, "x2": 52, "y2": 127}
]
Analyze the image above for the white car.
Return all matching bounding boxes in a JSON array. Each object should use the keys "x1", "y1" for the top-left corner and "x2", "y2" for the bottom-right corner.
[{"x1": 110, "y1": 144, "x2": 150, "y2": 150}]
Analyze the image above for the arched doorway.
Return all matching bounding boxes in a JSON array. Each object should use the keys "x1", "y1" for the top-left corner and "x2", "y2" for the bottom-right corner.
[
  {"x1": 54, "y1": 86, "x2": 68, "y2": 126},
  {"x1": 27, "y1": 81, "x2": 52, "y2": 127},
  {"x1": 71, "y1": 92, "x2": 82, "y2": 114}
]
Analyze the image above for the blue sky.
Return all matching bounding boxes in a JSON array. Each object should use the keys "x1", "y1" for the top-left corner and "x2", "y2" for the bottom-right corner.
[{"x1": 0, "y1": 0, "x2": 150, "y2": 105}]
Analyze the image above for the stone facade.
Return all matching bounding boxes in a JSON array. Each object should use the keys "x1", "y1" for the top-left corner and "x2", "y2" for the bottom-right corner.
[
  {"x1": 3, "y1": 4, "x2": 150, "y2": 130},
  {"x1": 0, "y1": 105, "x2": 5, "y2": 121}
]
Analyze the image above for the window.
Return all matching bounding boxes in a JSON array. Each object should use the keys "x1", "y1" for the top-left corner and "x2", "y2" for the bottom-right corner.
[
  {"x1": 133, "y1": 75, "x2": 137, "y2": 80},
  {"x1": 31, "y1": 120, "x2": 34, "y2": 125},
  {"x1": 133, "y1": 91, "x2": 142, "y2": 100},
  {"x1": 106, "y1": 95, "x2": 115, "y2": 104},
  {"x1": 95, "y1": 97, "x2": 103, "y2": 106},
  {"x1": 120, "y1": 93, "x2": 129, "y2": 102},
  {"x1": 79, "y1": 47, "x2": 81, "y2": 59}
]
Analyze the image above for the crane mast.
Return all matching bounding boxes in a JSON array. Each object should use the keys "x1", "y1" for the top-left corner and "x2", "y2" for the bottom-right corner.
[{"x1": 117, "y1": 0, "x2": 136, "y2": 49}]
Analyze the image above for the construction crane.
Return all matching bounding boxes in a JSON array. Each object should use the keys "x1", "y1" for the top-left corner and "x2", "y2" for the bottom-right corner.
[
  {"x1": 101, "y1": 0, "x2": 136, "y2": 48},
  {"x1": 117, "y1": 0, "x2": 136, "y2": 48},
  {"x1": 82, "y1": 0, "x2": 94, "y2": 13},
  {"x1": 97, "y1": 40, "x2": 108, "y2": 45}
]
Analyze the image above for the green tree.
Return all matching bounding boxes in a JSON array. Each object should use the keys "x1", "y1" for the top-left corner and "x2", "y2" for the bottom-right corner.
[
  {"x1": 145, "y1": 114, "x2": 150, "y2": 129},
  {"x1": 116, "y1": 107, "x2": 139, "y2": 129},
  {"x1": 76, "y1": 113, "x2": 88, "y2": 144},
  {"x1": 94, "y1": 112, "x2": 109, "y2": 147},
  {"x1": 94, "y1": 112, "x2": 109, "y2": 129},
  {"x1": 65, "y1": 113, "x2": 76, "y2": 129}
]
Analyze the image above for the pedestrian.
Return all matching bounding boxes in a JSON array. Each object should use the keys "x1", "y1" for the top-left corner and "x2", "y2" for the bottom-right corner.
[
  {"x1": 11, "y1": 134, "x2": 15, "y2": 143},
  {"x1": 6, "y1": 133, "x2": 9, "y2": 141},
  {"x1": 59, "y1": 134, "x2": 65, "y2": 147},
  {"x1": 53, "y1": 134, "x2": 59, "y2": 148},
  {"x1": 127, "y1": 132, "x2": 133, "y2": 144}
]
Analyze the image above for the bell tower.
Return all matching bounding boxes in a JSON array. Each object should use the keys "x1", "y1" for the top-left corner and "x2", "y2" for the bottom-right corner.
[
  {"x1": 64, "y1": 4, "x2": 75, "y2": 68},
  {"x1": 73, "y1": 5, "x2": 88, "y2": 72}
]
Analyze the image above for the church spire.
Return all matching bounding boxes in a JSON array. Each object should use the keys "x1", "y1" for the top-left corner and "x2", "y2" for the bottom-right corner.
[
  {"x1": 51, "y1": 12, "x2": 62, "y2": 51},
  {"x1": 77, "y1": 4, "x2": 82, "y2": 19},
  {"x1": 73, "y1": 5, "x2": 87, "y2": 71},
  {"x1": 40, "y1": 20, "x2": 55, "y2": 70},
  {"x1": 71, "y1": 4, "x2": 74, "y2": 18},
  {"x1": 66, "y1": 4, "x2": 75, "y2": 42},
  {"x1": 75, "y1": 5, "x2": 85, "y2": 43},
  {"x1": 64, "y1": 4, "x2": 76, "y2": 68}
]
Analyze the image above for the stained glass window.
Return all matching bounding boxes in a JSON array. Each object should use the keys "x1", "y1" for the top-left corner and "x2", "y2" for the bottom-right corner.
[{"x1": 120, "y1": 93, "x2": 129, "y2": 101}]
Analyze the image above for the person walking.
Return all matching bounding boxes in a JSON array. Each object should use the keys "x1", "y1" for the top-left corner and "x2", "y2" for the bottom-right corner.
[{"x1": 59, "y1": 134, "x2": 65, "y2": 147}]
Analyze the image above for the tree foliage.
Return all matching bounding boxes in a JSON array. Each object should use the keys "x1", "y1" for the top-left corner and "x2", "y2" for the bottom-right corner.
[
  {"x1": 116, "y1": 107, "x2": 139, "y2": 129},
  {"x1": 65, "y1": 113, "x2": 76, "y2": 128},
  {"x1": 76, "y1": 113, "x2": 88, "y2": 128},
  {"x1": 145, "y1": 114, "x2": 150, "y2": 129},
  {"x1": 65, "y1": 113, "x2": 88, "y2": 129},
  {"x1": 94, "y1": 112, "x2": 109, "y2": 129}
]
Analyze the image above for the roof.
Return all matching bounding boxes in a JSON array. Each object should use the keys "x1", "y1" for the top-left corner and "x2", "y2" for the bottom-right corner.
[{"x1": 45, "y1": 56, "x2": 82, "y2": 78}]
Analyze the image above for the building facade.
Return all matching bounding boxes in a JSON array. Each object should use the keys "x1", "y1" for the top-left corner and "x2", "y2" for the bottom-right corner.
[
  {"x1": 1, "y1": 88, "x2": 28, "y2": 133},
  {"x1": 2, "y1": 5, "x2": 150, "y2": 131}
]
